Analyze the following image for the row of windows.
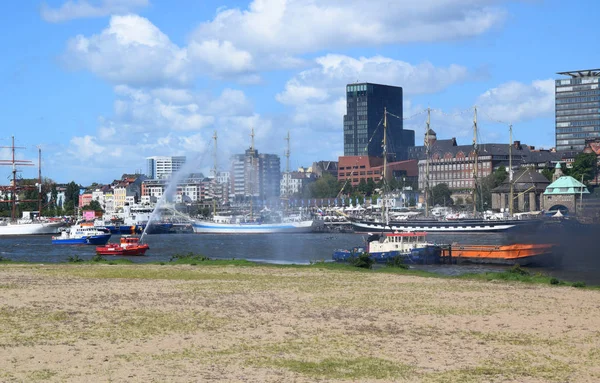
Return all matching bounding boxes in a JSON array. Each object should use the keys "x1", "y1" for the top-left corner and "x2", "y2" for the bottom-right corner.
[
  {"x1": 556, "y1": 96, "x2": 600, "y2": 104},
  {"x1": 556, "y1": 114, "x2": 600, "y2": 122},
  {"x1": 557, "y1": 132, "x2": 600, "y2": 139},
  {"x1": 556, "y1": 139, "x2": 586, "y2": 145},
  {"x1": 556, "y1": 77, "x2": 600, "y2": 86},
  {"x1": 419, "y1": 180, "x2": 476, "y2": 189},
  {"x1": 418, "y1": 162, "x2": 491, "y2": 171},
  {"x1": 556, "y1": 101, "x2": 600, "y2": 110},
  {"x1": 347, "y1": 84, "x2": 369, "y2": 92},
  {"x1": 555, "y1": 90, "x2": 600, "y2": 98},
  {"x1": 559, "y1": 120, "x2": 600, "y2": 127},
  {"x1": 556, "y1": 108, "x2": 600, "y2": 116},
  {"x1": 556, "y1": 126, "x2": 600, "y2": 133},
  {"x1": 556, "y1": 83, "x2": 599, "y2": 92}
]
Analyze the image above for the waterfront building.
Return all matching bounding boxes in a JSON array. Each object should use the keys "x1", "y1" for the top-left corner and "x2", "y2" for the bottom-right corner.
[
  {"x1": 311, "y1": 161, "x2": 339, "y2": 178},
  {"x1": 408, "y1": 130, "x2": 560, "y2": 202},
  {"x1": 343, "y1": 83, "x2": 414, "y2": 159},
  {"x1": 145, "y1": 156, "x2": 186, "y2": 180},
  {"x1": 555, "y1": 69, "x2": 600, "y2": 156},
  {"x1": 280, "y1": 171, "x2": 316, "y2": 197},
  {"x1": 141, "y1": 174, "x2": 206, "y2": 203},
  {"x1": 230, "y1": 147, "x2": 281, "y2": 201},
  {"x1": 491, "y1": 168, "x2": 550, "y2": 213},
  {"x1": 337, "y1": 156, "x2": 418, "y2": 187},
  {"x1": 543, "y1": 172, "x2": 589, "y2": 215}
]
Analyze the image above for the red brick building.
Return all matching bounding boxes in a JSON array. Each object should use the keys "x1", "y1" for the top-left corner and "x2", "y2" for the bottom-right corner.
[{"x1": 337, "y1": 156, "x2": 418, "y2": 186}]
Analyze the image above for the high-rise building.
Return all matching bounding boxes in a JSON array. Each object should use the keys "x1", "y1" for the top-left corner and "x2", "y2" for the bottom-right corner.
[
  {"x1": 343, "y1": 82, "x2": 414, "y2": 159},
  {"x1": 145, "y1": 156, "x2": 186, "y2": 179},
  {"x1": 555, "y1": 69, "x2": 600, "y2": 155},
  {"x1": 230, "y1": 149, "x2": 281, "y2": 201}
]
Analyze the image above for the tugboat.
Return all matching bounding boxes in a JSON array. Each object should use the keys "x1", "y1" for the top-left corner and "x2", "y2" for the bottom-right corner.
[
  {"x1": 95, "y1": 235, "x2": 150, "y2": 256},
  {"x1": 333, "y1": 231, "x2": 441, "y2": 264}
]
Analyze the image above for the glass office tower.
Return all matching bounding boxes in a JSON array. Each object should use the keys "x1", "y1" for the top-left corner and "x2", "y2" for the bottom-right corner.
[
  {"x1": 343, "y1": 83, "x2": 414, "y2": 159},
  {"x1": 555, "y1": 69, "x2": 600, "y2": 155}
]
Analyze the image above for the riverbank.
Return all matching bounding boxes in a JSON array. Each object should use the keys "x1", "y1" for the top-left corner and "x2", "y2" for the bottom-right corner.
[{"x1": 1, "y1": 263, "x2": 599, "y2": 382}]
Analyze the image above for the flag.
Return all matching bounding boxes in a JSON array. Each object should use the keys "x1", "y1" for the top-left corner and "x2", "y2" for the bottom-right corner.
[
  {"x1": 317, "y1": 208, "x2": 324, "y2": 216},
  {"x1": 335, "y1": 198, "x2": 338, "y2": 207}
]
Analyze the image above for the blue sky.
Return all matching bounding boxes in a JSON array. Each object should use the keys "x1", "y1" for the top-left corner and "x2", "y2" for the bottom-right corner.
[{"x1": 1, "y1": 0, "x2": 599, "y2": 185}]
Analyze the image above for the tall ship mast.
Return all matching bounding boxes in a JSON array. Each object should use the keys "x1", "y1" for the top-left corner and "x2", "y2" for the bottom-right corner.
[
  {"x1": 381, "y1": 108, "x2": 388, "y2": 225},
  {"x1": 0, "y1": 136, "x2": 64, "y2": 235},
  {"x1": 424, "y1": 108, "x2": 431, "y2": 218},
  {"x1": 472, "y1": 107, "x2": 479, "y2": 215}
]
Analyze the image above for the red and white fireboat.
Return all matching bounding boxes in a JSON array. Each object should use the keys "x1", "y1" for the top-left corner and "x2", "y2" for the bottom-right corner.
[{"x1": 96, "y1": 235, "x2": 150, "y2": 256}]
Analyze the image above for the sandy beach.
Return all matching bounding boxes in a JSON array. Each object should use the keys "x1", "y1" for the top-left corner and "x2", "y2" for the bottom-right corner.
[{"x1": 0, "y1": 263, "x2": 599, "y2": 382}]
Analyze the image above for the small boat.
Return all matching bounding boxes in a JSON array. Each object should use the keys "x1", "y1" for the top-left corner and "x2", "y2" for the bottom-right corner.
[
  {"x1": 333, "y1": 231, "x2": 441, "y2": 264},
  {"x1": 52, "y1": 224, "x2": 111, "y2": 245},
  {"x1": 443, "y1": 243, "x2": 556, "y2": 266},
  {"x1": 95, "y1": 235, "x2": 150, "y2": 256}
]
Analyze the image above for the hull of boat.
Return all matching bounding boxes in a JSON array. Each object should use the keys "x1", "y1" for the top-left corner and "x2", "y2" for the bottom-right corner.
[
  {"x1": 0, "y1": 222, "x2": 64, "y2": 236},
  {"x1": 96, "y1": 245, "x2": 149, "y2": 256},
  {"x1": 192, "y1": 220, "x2": 315, "y2": 234},
  {"x1": 102, "y1": 225, "x2": 144, "y2": 235},
  {"x1": 52, "y1": 234, "x2": 111, "y2": 245},
  {"x1": 333, "y1": 246, "x2": 441, "y2": 265},
  {"x1": 351, "y1": 219, "x2": 540, "y2": 233},
  {"x1": 443, "y1": 244, "x2": 555, "y2": 266}
]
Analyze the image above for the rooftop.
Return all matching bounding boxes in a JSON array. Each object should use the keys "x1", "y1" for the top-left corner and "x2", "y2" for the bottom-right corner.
[
  {"x1": 543, "y1": 176, "x2": 589, "y2": 195},
  {"x1": 557, "y1": 69, "x2": 600, "y2": 78}
]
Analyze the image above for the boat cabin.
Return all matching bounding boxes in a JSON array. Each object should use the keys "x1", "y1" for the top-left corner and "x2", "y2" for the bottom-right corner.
[{"x1": 367, "y1": 231, "x2": 429, "y2": 252}]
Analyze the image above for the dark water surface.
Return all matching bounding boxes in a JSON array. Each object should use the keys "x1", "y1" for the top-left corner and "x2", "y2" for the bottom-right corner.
[{"x1": 1, "y1": 227, "x2": 598, "y2": 285}]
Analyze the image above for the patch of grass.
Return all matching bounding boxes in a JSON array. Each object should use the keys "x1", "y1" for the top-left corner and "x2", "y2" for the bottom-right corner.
[
  {"x1": 262, "y1": 357, "x2": 413, "y2": 380},
  {"x1": 27, "y1": 369, "x2": 57, "y2": 381},
  {"x1": 67, "y1": 254, "x2": 84, "y2": 263},
  {"x1": 424, "y1": 353, "x2": 574, "y2": 383},
  {"x1": 0, "y1": 256, "x2": 13, "y2": 263},
  {"x1": 169, "y1": 252, "x2": 211, "y2": 264},
  {"x1": 0, "y1": 306, "x2": 223, "y2": 347}
]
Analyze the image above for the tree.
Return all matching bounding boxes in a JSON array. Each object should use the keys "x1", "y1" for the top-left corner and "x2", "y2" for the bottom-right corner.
[
  {"x1": 541, "y1": 167, "x2": 554, "y2": 181},
  {"x1": 479, "y1": 166, "x2": 510, "y2": 211},
  {"x1": 82, "y1": 200, "x2": 103, "y2": 212},
  {"x1": 305, "y1": 174, "x2": 340, "y2": 198},
  {"x1": 430, "y1": 183, "x2": 453, "y2": 206},
  {"x1": 569, "y1": 153, "x2": 597, "y2": 185}
]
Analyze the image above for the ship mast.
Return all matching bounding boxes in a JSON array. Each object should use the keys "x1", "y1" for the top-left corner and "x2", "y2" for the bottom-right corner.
[
  {"x1": 249, "y1": 128, "x2": 255, "y2": 220},
  {"x1": 0, "y1": 136, "x2": 34, "y2": 222},
  {"x1": 283, "y1": 131, "x2": 290, "y2": 207},
  {"x1": 424, "y1": 108, "x2": 431, "y2": 218},
  {"x1": 212, "y1": 131, "x2": 218, "y2": 217},
  {"x1": 472, "y1": 107, "x2": 479, "y2": 215},
  {"x1": 509, "y1": 124, "x2": 513, "y2": 216},
  {"x1": 381, "y1": 107, "x2": 388, "y2": 225},
  {"x1": 38, "y1": 146, "x2": 42, "y2": 215}
]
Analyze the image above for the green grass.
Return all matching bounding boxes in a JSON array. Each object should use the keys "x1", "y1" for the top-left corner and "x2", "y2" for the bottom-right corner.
[{"x1": 257, "y1": 357, "x2": 413, "y2": 380}]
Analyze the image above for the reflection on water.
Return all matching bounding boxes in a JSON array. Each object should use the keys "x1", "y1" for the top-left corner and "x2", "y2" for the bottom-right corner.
[{"x1": 1, "y1": 223, "x2": 598, "y2": 285}]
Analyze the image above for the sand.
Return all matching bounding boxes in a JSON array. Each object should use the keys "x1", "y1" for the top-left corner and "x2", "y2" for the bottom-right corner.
[{"x1": 0, "y1": 263, "x2": 598, "y2": 382}]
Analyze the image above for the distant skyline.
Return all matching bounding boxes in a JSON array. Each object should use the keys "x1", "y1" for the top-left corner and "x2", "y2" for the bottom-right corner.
[{"x1": 1, "y1": 0, "x2": 599, "y2": 185}]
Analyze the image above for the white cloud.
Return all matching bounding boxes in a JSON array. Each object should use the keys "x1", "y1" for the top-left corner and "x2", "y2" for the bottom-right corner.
[
  {"x1": 64, "y1": 14, "x2": 192, "y2": 86},
  {"x1": 41, "y1": 0, "x2": 149, "y2": 23},
  {"x1": 276, "y1": 54, "x2": 471, "y2": 130},
  {"x1": 476, "y1": 79, "x2": 555, "y2": 123},
  {"x1": 192, "y1": 0, "x2": 508, "y2": 56},
  {"x1": 62, "y1": 15, "x2": 262, "y2": 86}
]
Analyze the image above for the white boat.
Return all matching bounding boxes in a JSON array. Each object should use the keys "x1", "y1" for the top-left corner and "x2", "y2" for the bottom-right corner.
[
  {"x1": 51, "y1": 223, "x2": 111, "y2": 245},
  {"x1": 0, "y1": 219, "x2": 64, "y2": 236},
  {"x1": 192, "y1": 215, "x2": 316, "y2": 234},
  {"x1": 0, "y1": 136, "x2": 66, "y2": 236}
]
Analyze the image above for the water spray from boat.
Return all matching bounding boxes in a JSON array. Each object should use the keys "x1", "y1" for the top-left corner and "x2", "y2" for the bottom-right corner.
[{"x1": 139, "y1": 151, "x2": 209, "y2": 243}]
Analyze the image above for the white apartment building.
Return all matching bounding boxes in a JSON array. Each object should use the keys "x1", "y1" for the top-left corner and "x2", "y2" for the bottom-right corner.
[{"x1": 146, "y1": 156, "x2": 186, "y2": 180}]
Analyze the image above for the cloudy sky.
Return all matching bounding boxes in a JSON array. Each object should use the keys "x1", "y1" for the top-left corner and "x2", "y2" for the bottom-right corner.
[{"x1": 1, "y1": 0, "x2": 598, "y2": 185}]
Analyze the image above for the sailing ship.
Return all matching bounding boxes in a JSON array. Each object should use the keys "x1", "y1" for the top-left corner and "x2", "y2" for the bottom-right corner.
[
  {"x1": 350, "y1": 108, "x2": 540, "y2": 233},
  {"x1": 0, "y1": 136, "x2": 64, "y2": 236},
  {"x1": 192, "y1": 129, "x2": 316, "y2": 234}
]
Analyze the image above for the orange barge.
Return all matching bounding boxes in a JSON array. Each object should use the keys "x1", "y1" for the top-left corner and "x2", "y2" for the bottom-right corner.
[{"x1": 442, "y1": 243, "x2": 556, "y2": 266}]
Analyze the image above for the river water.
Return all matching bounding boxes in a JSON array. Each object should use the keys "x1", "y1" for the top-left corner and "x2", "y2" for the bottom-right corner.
[{"x1": 1, "y1": 226, "x2": 598, "y2": 285}]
